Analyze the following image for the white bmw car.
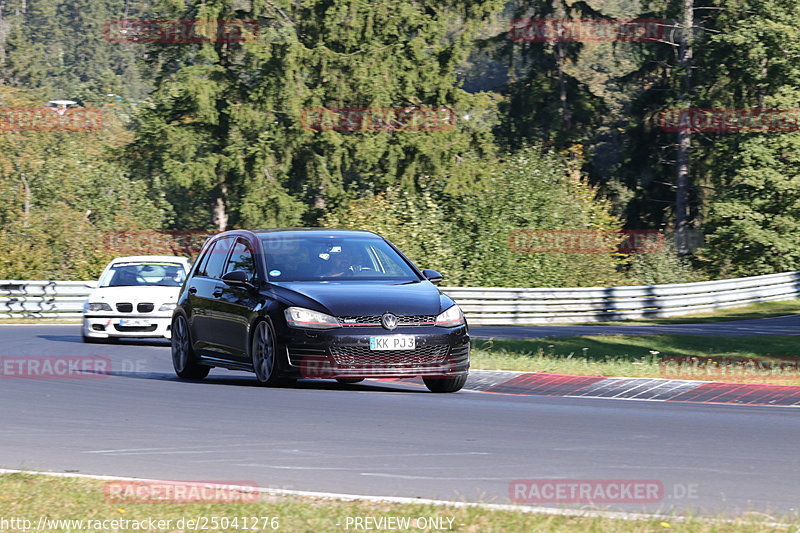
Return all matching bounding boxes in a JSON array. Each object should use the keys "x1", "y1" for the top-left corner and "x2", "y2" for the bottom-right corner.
[{"x1": 82, "y1": 256, "x2": 191, "y2": 343}]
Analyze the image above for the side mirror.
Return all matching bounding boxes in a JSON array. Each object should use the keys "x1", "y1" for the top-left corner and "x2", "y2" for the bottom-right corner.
[
  {"x1": 221, "y1": 270, "x2": 253, "y2": 289},
  {"x1": 422, "y1": 269, "x2": 443, "y2": 285}
]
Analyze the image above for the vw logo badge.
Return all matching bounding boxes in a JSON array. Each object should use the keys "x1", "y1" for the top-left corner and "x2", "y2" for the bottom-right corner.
[{"x1": 381, "y1": 313, "x2": 398, "y2": 331}]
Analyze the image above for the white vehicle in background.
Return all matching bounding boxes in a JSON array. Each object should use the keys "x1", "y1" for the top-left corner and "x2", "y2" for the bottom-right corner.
[{"x1": 82, "y1": 256, "x2": 191, "y2": 343}]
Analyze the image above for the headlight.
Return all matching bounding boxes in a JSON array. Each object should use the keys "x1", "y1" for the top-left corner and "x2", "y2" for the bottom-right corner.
[
  {"x1": 435, "y1": 305, "x2": 465, "y2": 327},
  {"x1": 85, "y1": 302, "x2": 112, "y2": 312},
  {"x1": 159, "y1": 303, "x2": 177, "y2": 312},
  {"x1": 284, "y1": 307, "x2": 340, "y2": 329}
]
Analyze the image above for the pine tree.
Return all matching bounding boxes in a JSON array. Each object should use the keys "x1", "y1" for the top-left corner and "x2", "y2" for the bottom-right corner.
[
  {"x1": 129, "y1": 0, "x2": 503, "y2": 230},
  {"x1": 0, "y1": 0, "x2": 151, "y2": 100},
  {"x1": 696, "y1": 0, "x2": 800, "y2": 275}
]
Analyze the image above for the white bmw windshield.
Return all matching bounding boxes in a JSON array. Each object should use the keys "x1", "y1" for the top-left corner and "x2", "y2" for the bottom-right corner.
[{"x1": 98, "y1": 262, "x2": 186, "y2": 288}]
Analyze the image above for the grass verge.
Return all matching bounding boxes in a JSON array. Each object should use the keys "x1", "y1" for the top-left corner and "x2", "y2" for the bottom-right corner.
[
  {"x1": 0, "y1": 473, "x2": 794, "y2": 532},
  {"x1": 563, "y1": 299, "x2": 800, "y2": 326},
  {"x1": 471, "y1": 335, "x2": 800, "y2": 385}
]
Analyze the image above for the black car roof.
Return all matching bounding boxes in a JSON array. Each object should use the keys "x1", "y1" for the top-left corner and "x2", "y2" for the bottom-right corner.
[
  {"x1": 252, "y1": 228, "x2": 381, "y2": 239},
  {"x1": 210, "y1": 228, "x2": 382, "y2": 240}
]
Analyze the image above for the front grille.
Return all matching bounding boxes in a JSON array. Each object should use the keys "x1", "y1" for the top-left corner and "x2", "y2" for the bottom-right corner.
[
  {"x1": 398, "y1": 315, "x2": 437, "y2": 326},
  {"x1": 113, "y1": 324, "x2": 157, "y2": 332},
  {"x1": 137, "y1": 303, "x2": 154, "y2": 313},
  {"x1": 329, "y1": 345, "x2": 449, "y2": 367},
  {"x1": 337, "y1": 315, "x2": 436, "y2": 327},
  {"x1": 116, "y1": 303, "x2": 133, "y2": 313},
  {"x1": 338, "y1": 316, "x2": 381, "y2": 326}
]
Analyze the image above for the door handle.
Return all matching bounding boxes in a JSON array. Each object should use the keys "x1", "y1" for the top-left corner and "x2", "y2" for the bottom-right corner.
[{"x1": 188, "y1": 286, "x2": 197, "y2": 294}]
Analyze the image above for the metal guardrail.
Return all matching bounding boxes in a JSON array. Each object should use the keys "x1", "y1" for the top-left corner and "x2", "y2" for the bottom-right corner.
[
  {"x1": 0, "y1": 280, "x2": 97, "y2": 319},
  {"x1": 445, "y1": 271, "x2": 800, "y2": 324},
  {"x1": 1, "y1": 272, "x2": 799, "y2": 324}
]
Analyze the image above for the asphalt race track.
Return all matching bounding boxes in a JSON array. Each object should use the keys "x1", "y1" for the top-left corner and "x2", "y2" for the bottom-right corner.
[{"x1": 1, "y1": 324, "x2": 799, "y2": 517}]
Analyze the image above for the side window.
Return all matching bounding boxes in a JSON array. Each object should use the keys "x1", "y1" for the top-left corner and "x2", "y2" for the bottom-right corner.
[
  {"x1": 224, "y1": 239, "x2": 256, "y2": 279},
  {"x1": 194, "y1": 243, "x2": 214, "y2": 278},
  {"x1": 200, "y1": 238, "x2": 234, "y2": 280},
  {"x1": 369, "y1": 245, "x2": 407, "y2": 276}
]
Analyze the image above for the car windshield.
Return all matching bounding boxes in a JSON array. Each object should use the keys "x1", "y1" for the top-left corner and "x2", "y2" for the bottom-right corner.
[
  {"x1": 98, "y1": 262, "x2": 186, "y2": 287},
  {"x1": 259, "y1": 236, "x2": 419, "y2": 282}
]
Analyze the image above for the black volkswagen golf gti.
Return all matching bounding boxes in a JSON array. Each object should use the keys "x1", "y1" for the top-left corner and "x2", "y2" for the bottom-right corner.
[{"x1": 171, "y1": 229, "x2": 470, "y2": 392}]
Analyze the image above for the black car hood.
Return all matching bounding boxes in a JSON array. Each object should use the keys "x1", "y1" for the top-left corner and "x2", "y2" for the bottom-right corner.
[{"x1": 269, "y1": 280, "x2": 444, "y2": 316}]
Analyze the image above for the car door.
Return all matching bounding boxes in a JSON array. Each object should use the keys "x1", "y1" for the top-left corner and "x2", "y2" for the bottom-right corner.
[
  {"x1": 216, "y1": 238, "x2": 260, "y2": 360},
  {"x1": 187, "y1": 236, "x2": 234, "y2": 354}
]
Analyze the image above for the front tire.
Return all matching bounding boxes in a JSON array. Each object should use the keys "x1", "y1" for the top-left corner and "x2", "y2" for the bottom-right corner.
[
  {"x1": 423, "y1": 374, "x2": 467, "y2": 393},
  {"x1": 251, "y1": 319, "x2": 283, "y2": 386},
  {"x1": 82, "y1": 334, "x2": 103, "y2": 344},
  {"x1": 171, "y1": 315, "x2": 210, "y2": 380}
]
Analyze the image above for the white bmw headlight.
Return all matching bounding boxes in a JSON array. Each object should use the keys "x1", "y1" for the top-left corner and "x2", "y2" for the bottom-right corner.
[
  {"x1": 85, "y1": 302, "x2": 112, "y2": 312},
  {"x1": 159, "y1": 303, "x2": 177, "y2": 312},
  {"x1": 284, "y1": 307, "x2": 341, "y2": 329},
  {"x1": 435, "y1": 305, "x2": 465, "y2": 327}
]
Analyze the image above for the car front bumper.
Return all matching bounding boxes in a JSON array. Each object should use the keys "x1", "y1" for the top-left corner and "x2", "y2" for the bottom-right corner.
[
  {"x1": 278, "y1": 325, "x2": 470, "y2": 379},
  {"x1": 83, "y1": 314, "x2": 173, "y2": 339}
]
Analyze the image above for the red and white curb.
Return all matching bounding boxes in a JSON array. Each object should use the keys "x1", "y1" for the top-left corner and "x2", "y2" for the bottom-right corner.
[{"x1": 383, "y1": 371, "x2": 800, "y2": 406}]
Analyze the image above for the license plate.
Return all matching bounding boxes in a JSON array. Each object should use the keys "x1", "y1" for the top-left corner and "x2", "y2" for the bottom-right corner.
[
  {"x1": 370, "y1": 335, "x2": 415, "y2": 351},
  {"x1": 119, "y1": 319, "x2": 151, "y2": 327}
]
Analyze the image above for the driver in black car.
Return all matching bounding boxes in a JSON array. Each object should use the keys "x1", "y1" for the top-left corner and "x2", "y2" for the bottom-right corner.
[{"x1": 323, "y1": 249, "x2": 355, "y2": 278}]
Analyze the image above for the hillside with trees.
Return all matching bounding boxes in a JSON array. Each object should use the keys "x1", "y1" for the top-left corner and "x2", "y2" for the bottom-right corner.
[{"x1": 0, "y1": 0, "x2": 797, "y2": 285}]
